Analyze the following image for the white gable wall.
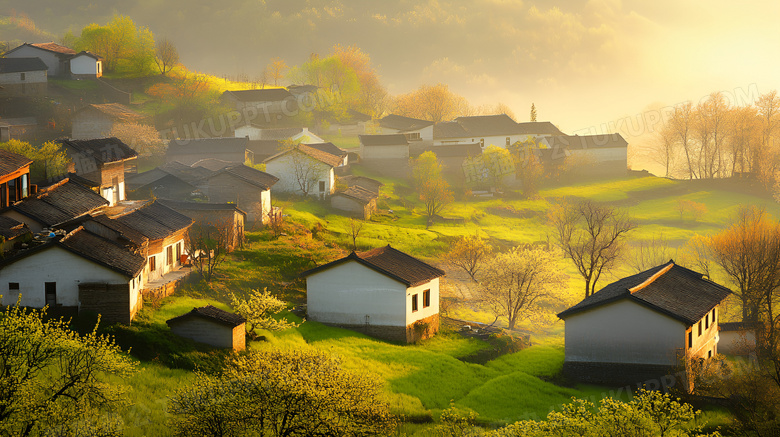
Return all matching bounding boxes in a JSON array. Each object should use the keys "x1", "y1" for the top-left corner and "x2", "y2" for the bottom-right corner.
[
  {"x1": 5, "y1": 46, "x2": 62, "y2": 75},
  {"x1": 564, "y1": 299, "x2": 686, "y2": 366},
  {"x1": 435, "y1": 134, "x2": 533, "y2": 148},
  {"x1": 265, "y1": 152, "x2": 334, "y2": 196},
  {"x1": 0, "y1": 245, "x2": 135, "y2": 308},
  {"x1": 235, "y1": 125, "x2": 261, "y2": 140},
  {"x1": 70, "y1": 55, "x2": 101, "y2": 76},
  {"x1": 405, "y1": 278, "x2": 439, "y2": 325},
  {"x1": 306, "y1": 260, "x2": 408, "y2": 326}
]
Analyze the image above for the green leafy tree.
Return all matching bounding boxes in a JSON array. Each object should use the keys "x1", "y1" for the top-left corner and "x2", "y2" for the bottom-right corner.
[
  {"x1": 481, "y1": 145, "x2": 514, "y2": 191},
  {"x1": 530, "y1": 103, "x2": 537, "y2": 122},
  {"x1": 411, "y1": 150, "x2": 443, "y2": 192},
  {"x1": 0, "y1": 302, "x2": 136, "y2": 436},
  {"x1": 169, "y1": 350, "x2": 394, "y2": 437},
  {"x1": 75, "y1": 15, "x2": 156, "y2": 75},
  {"x1": 0, "y1": 139, "x2": 68, "y2": 183},
  {"x1": 230, "y1": 288, "x2": 298, "y2": 336},
  {"x1": 420, "y1": 177, "x2": 454, "y2": 226}
]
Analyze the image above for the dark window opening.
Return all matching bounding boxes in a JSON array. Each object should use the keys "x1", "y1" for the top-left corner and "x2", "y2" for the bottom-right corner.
[
  {"x1": 9, "y1": 282, "x2": 19, "y2": 291},
  {"x1": 698, "y1": 321, "x2": 702, "y2": 336},
  {"x1": 423, "y1": 290, "x2": 431, "y2": 308},
  {"x1": 149, "y1": 256, "x2": 156, "y2": 272},
  {"x1": 688, "y1": 331, "x2": 693, "y2": 348},
  {"x1": 411, "y1": 294, "x2": 418, "y2": 312},
  {"x1": 167, "y1": 245, "x2": 174, "y2": 265},
  {"x1": 708, "y1": 350, "x2": 712, "y2": 359},
  {"x1": 712, "y1": 308, "x2": 716, "y2": 324},
  {"x1": 705, "y1": 314, "x2": 709, "y2": 329},
  {"x1": 506, "y1": 137, "x2": 511, "y2": 146},
  {"x1": 20, "y1": 72, "x2": 25, "y2": 81},
  {"x1": 45, "y1": 282, "x2": 56, "y2": 306}
]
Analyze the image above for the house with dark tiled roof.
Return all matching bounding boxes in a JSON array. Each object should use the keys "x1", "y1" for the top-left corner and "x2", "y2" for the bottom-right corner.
[
  {"x1": 433, "y1": 114, "x2": 564, "y2": 149},
  {"x1": 220, "y1": 88, "x2": 295, "y2": 114},
  {"x1": 540, "y1": 133, "x2": 629, "y2": 175},
  {"x1": 158, "y1": 200, "x2": 246, "y2": 252},
  {"x1": 113, "y1": 200, "x2": 193, "y2": 282},
  {"x1": 0, "y1": 57, "x2": 48, "y2": 97},
  {"x1": 0, "y1": 149, "x2": 33, "y2": 209},
  {"x1": 71, "y1": 103, "x2": 144, "y2": 140},
  {"x1": 166, "y1": 137, "x2": 250, "y2": 167},
  {"x1": 321, "y1": 109, "x2": 371, "y2": 135},
  {"x1": 339, "y1": 175, "x2": 384, "y2": 195},
  {"x1": 331, "y1": 185, "x2": 378, "y2": 219},
  {"x1": 0, "y1": 178, "x2": 109, "y2": 233},
  {"x1": 359, "y1": 134, "x2": 410, "y2": 161},
  {"x1": 557, "y1": 261, "x2": 731, "y2": 389},
  {"x1": 301, "y1": 245, "x2": 445, "y2": 343},
  {"x1": 0, "y1": 226, "x2": 146, "y2": 324},
  {"x1": 167, "y1": 305, "x2": 246, "y2": 351},
  {"x1": 263, "y1": 144, "x2": 341, "y2": 199},
  {"x1": 195, "y1": 164, "x2": 278, "y2": 225},
  {"x1": 306, "y1": 142, "x2": 348, "y2": 167},
  {"x1": 234, "y1": 125, "x2": 325, "y2": 144},
  {"x1": 4, "y1": 42, "x2": 103, "y2": 79},
  {"x1": 59, "y1": 137, "x2": 138, "y2": 205},
  {"x1": 377, "y1": 115, "x2": 434, "y2": 144},
  {"x1": 0, "y1": 216, "x2": 32, "y2": 253}
]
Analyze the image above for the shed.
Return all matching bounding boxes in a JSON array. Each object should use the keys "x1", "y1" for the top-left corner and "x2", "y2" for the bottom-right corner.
[
  {"x1": 166, "y1": 305, "x2": 246, "y2": 351},
  {"x1": 331, "y1": 186, "x2": 378, "y2": 219},
  {"x1": 359, "y1": 134, "x2": 410, "y2": 160}
]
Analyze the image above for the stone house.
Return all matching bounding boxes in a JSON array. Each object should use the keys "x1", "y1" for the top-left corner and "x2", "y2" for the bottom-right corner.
[
  {"x1": 331, "y1": 186, "x2": 378, "y2": 219},
  {"x1": 0, "y1": 58, "x2": 48, "y2": 97},
  {"x1": 433, "y1": 114, "x2": 564, "y2": 148},
  {"x1": 60, "y1": 137, "x2": 138, "y2": 206},
  {"x1": 71, "y1": 103, "x2": 144, "y2": 140},
  {"x1": 0, "y1": 226, "x2": 146, "y2": 324},
  {"x1": 158, "y1": 200, "x2": 246, "y2": 252},
  {"x1": 0, "y1": 216, "x2": 32, "y2": 254},
  {"x1": 0, "y1": 117, "x2": 40, "y2": 143},
  {"x1": 263, "y1": 144, "x2": 340, "y2": 199},
  {"x1": 301, "y1": 245, "x2": 445, "y2": 343},
  {"x1": 167, "y1": 305, "x2": 246, "y2": 351},
  {"x1": 557, "y1": 261, "x2": 732, "y2": 389}
]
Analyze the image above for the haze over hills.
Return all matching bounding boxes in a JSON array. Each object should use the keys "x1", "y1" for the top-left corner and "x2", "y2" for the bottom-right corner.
[{"x1": 3, "y1": 0, "x2": 779, "y2": 159}]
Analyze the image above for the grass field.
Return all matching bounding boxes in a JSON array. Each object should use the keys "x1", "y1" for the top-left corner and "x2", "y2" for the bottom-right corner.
[{"x1": 111, "y1": 172, "x2": 761, "y2": 434}]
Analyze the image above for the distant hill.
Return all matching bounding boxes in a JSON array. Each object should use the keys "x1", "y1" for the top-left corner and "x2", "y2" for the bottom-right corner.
[{"x1": 0, "y1": 14, "x2": 57, "y2": 50}]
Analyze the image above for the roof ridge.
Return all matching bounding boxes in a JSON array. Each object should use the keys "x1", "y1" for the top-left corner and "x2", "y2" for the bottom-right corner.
[
  {"x1": 60, "y1": 225, "x2": 83, "y2": 242},
  {"x1": 629, "y1": 262, "x2": 674, "y2": 294}
]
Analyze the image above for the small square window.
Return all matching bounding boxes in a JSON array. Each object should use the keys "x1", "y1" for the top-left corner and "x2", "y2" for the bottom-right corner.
[
  {"x1": 411, "y1": 294, "x2": 418, "y2": 312},
  {"x1": 9, "y1": 282, "x2": 19, "y2": 290}
]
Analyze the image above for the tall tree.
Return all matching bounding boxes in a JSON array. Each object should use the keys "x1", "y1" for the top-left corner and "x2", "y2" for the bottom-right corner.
[
  {"x1": 394, "y1": 83, "x2": 470, "y2": 123},
  {"x1": 154, "y1": 37, "x2": 179, "y2": 76},
  {"x1": 75, "y1": 15, "x2": 155, "y2": 75},
  {"x1": 267, "y1": 57, "x2": 288, "y2": 86},
  {"x1": 549, "y1": 200, "x2": 636, "y2": 298},
  {"x1": 530, "y1": 103, "x2": 537, "y2": 122},
  {"x1": 445, "y1": 234, "x2": 493, "y2": 282},
  {"x1": 0, "y1": 139, "x2": 68, "y2": 183},
  {"x1": 0, "y1": 302, "x2": 136, "y2": 436},
  {"x1": 420, "y1": 177, "x2": 454, "y2": 226},
  {"x1": 669, "y1": 102, "x2": 696, "y2": 179},
  {"x1": 410, "y1": 150, "x2": 443, "y2": 192},
  {"x1": 479, "y1": 247, "x2": 565, "y2": 329}
]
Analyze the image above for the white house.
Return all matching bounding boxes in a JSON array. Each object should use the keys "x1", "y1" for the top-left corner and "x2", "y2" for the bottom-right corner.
[
  {"x1": 377, "y1": 114, "x2": 434, "y2": 144},
  {"x1": 4, "y1": 42, "x2": 75, "y2": 77},
  {"x1": 359, "y1": 134, "x2": 410, "y2": 160},
  {"x1": 0, "y1": 226, "x2": 146, "y2": 324},
  {"x1": 433, "y1": 114, "x2": 564, "y2": 148},
  {"x1": 540, "y1": 133, "x2": 628, "y2": 175},
  {"x1": 69, "y1": 51, "x2": 103, "y2": 78},
  {"x1": 0, "y1": 58, "x2": 48, "y2": 97},
  {"x1": 234, "y1": 125, "x2": 324, "y2": 144},
  {"x1": 263, "y1": 144, "x2": 341, "y2": 198},
  {"x1": 557, "y1": 261, "x2": 731, "y2": 389},
  {"x1": 301, "y1": 245, "x2": 445, "y2": 343}
]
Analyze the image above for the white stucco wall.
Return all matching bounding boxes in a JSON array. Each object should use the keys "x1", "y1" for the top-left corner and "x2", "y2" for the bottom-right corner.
[
  {"x1": 264, "y1": 152, "x2": 334, "y2": 196},
  {"x1": 434, "y1": 134, "x2": 530, "y2": 148},
  {"x1": 70, "y1": 55, "x2": 99, "y2": 76},
  {"x1": 564, "y1": 299, "x2": 686, "y2": 366},
  {"x1": 0, "y1": 70, "x2": 47, "y2": 85},
  {"x1": 360, "y1": 144, "x2": 409, "y2": 160},
  {"x1": 405, "y1": 279, "x2": 439, "y2": 325},
  {"x1": 235, "y1": 125, "x2": 261, "y2": 140},
  {"x1": 306, "y1": 260, "x2": 409, "y2": 326},
  {"x1": 147, "y1": 239, "x2": 184, "y2": 281},
  {"x1": 0, "y1": 245, "x2": 134, "y2": 308},
  {"x1": 260, "y1": 189, "x2": 272, "y2": 223},
  {"x1": 5, "y1": 46, "x2": 61, "y2": 75}
]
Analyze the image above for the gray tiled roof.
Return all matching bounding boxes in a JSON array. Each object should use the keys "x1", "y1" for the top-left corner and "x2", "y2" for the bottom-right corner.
[
  {"x1": 359, "y1": 134, "x2": 409, "y2": 147},
  {"x1": 557, "y1": 262, "x2": 732, "y2": 325},
  {"x1": 379, "y1": 114, "x2": 433, "y2": 131},
  {"x1": 115, "y1": 201, "x2": 193, "y2": 240},
  {"x1": 334, "y1": 186, "x2": 377, "y2": 204},
  {"x1": 0, "y1": 57, "x2": 48, "y2": 73},
  {"x1": 60, "y1": 137, "x2": 138, "y2": 164},
  {"x1": 223, "y1": 88, "x2": 293, "y2": 103},
  {"x1": 9, "y1": 179, "x2": 109, "y2": 227},
  {"x1": 0, "y1": 149, "x2": 32, "y2": 178},
  {"x1": 166, "y1": 305, "x2": 246, "y2": 327},
  {"x1": 59, "y1": 227, "x2": 146, "y2": 278}
]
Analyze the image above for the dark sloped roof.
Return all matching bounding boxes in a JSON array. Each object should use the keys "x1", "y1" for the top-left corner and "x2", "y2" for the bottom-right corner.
[
  {"x1": 411, "y1": 143, "x2": 482, "y2": 158},
  {"x1": 88, "y1": 214, "x2": 149, "y2": 247},
  {"x1": 286, "y1": 84, "x2": 318, "y2": 94},
  {"x1": 191, "y1": 158, "x2": 236, "y2": 172},
  {"x1": 301, "y1": 244, "x2": 445, "y2": 287},
  {"x1": 359, "y1": 134, "x2": 409, "y2": 147},
  {"x1": 160, "y1": 161, "x2": 215, "y2": 184},
  {"x1": 125, "y1": 168, "x2": 171, "y2": 190},
  {"x1": 157, "y1": 199, "x2": 247, "y2": 215},
  {"x1": 516, "y1": 121, "x2": 565, "y2": 136},
  {"x1": 433, "y1": 121, "x2": 470, "y2": 139},
  {"x1": 0, "y1": 57, "x2": 48, "y2": 73},
  {"x1": 115, "y1": 201, "x2": 194, "y2": 240},
  {"x1": 76, "y1": 103, "x2": 143, "y2": 121},
  {"x1": 0, "y1": 216, "x2": 30, "y2": 239},
  {"x1": 166, "y1": 305, "x2": 246, "y2": 327},
  {"x1": 340, "y1": 175, "x2": 384, "y2": 190},
  {"x1": 334, "y1": 186, "x2": 377, "y2": 204},
  {"x1": 263, "y1": 144, "x2": 343, "y2": 168},
  {"x1": 167, "y1": 137, "x2": 248, "y2": 157},
  {"x1": 9, "y1": 179, "x2": 109, "y2": 226},
  {"x1": 557, "y1": 262, "x2": 732, "y2": 325},
  {"x1": 61, "y1": 137, "x2": 138, "y2": 164},
  {"x1": 546, "y1": 134, "x2": 628, "y2": 150},
  {"x1": 306, "y1": 142, "x2": 347, "y2": 157},
  {"x1": 379, "y1": 114, "x2": 433, "y2": 131},
  {"x1": 72, "y1": 50, "x2": 103, "y2": 60},
  {"x1": 222, "y1": 88, "x2": 293, "y2": 102},
  {"x1": 453, "y1": 114, "x2": 520, "y2": 136},
  {"x1": 0, "y1": 149, "x2": 33, "y2": 178},
  {"x1": 30, "y1": 42, "x2": 76, "y2": 55},
  {"x1": 59, "y1": 227, "x2": 146, "y2": 278},
  {"x1": 259, "y1": 127, "x2": 304, "y2": 140},
  {"x1": 210, "y1": 165, "x2": 279, "y2": 190}
]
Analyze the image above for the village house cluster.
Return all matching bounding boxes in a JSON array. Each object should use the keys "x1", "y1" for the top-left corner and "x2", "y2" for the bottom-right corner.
[{"x1": 0, "y1": 40, "x2": 742, "y2": 389}]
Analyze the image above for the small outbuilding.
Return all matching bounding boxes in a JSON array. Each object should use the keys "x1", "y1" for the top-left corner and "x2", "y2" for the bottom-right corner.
[
  {"x1": 718, "y1": 322, "x2": 760, "y2": 356},
  {"x1": 166, "y1": 305, "x2": 247, "y2": 351},
  {"x1": 331, "y1": 186, "x2": 378, "y2": 219}
]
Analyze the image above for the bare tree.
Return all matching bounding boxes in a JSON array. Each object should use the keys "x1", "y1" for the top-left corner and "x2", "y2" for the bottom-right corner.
[
  {"x1": 185, "y1": 220, "x2": 231, "y2": 281},
  {"x1": 479, "y1": 247, "x2": 565, "y2": 330},
  {"x1": 349, "y1": 218, "x2": 363, "y2": 250},
  {"x1": 649, "y1": 125, "x2": 677, "y2": 177},
  {"x1": 627, "y1": 235, "x2": 674, "y2": 273},
  {"x1": 268, "y1": 204, "x2": 285, "y2": 239},
  {"x1": 670, "y1": 102, "x2": 697, "y2": 179},
  {"x1": 154, "y1": 37, "x2": 179, "y2": 76},
  {"x1": 549, "y1": 200, "x2": 636, "y2": 298},
  {"x1": 289, "y1": 147, "x2": 327, "y2": 197},
  {"x1": 445, "y1": 234, "x2": 493, "y2": 282}
]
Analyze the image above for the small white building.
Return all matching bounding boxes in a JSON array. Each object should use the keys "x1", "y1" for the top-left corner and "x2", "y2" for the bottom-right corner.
[
  {"x1": 0, "y1": 58, "x2": 48, "y2": 97},
  {"x1": 0, "y1": 226, "x2": 146, "y2": 324},
  {"x1": 301, "y1": 245, "x2": 445, "y2": 343},
  {"x1": 718, "y1": 322, "x2": 760, "y2": 356},
  {"x1": 557, "y1": 261, "x2": 731, "y2": 389},
  {"x1": 69, "y1": 51, "x2": 103, "y2": 78},
  {"x1": 167, "y1": 305, "x2": 246, "y2": 351},
  {"x1": 331, "y1": 186, "x2": 377, "y2": 219},
  {"x1": 359, "y1": 134, "x2": 410, "y2": 160},
  {"x1": 263, "y1": 144, "x2": 341, "y2": 198}
]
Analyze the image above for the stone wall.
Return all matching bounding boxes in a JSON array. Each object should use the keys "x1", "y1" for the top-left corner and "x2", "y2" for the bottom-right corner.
[{"x1": 78, "y1": 282, "x2": 137, "y2": 325}]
